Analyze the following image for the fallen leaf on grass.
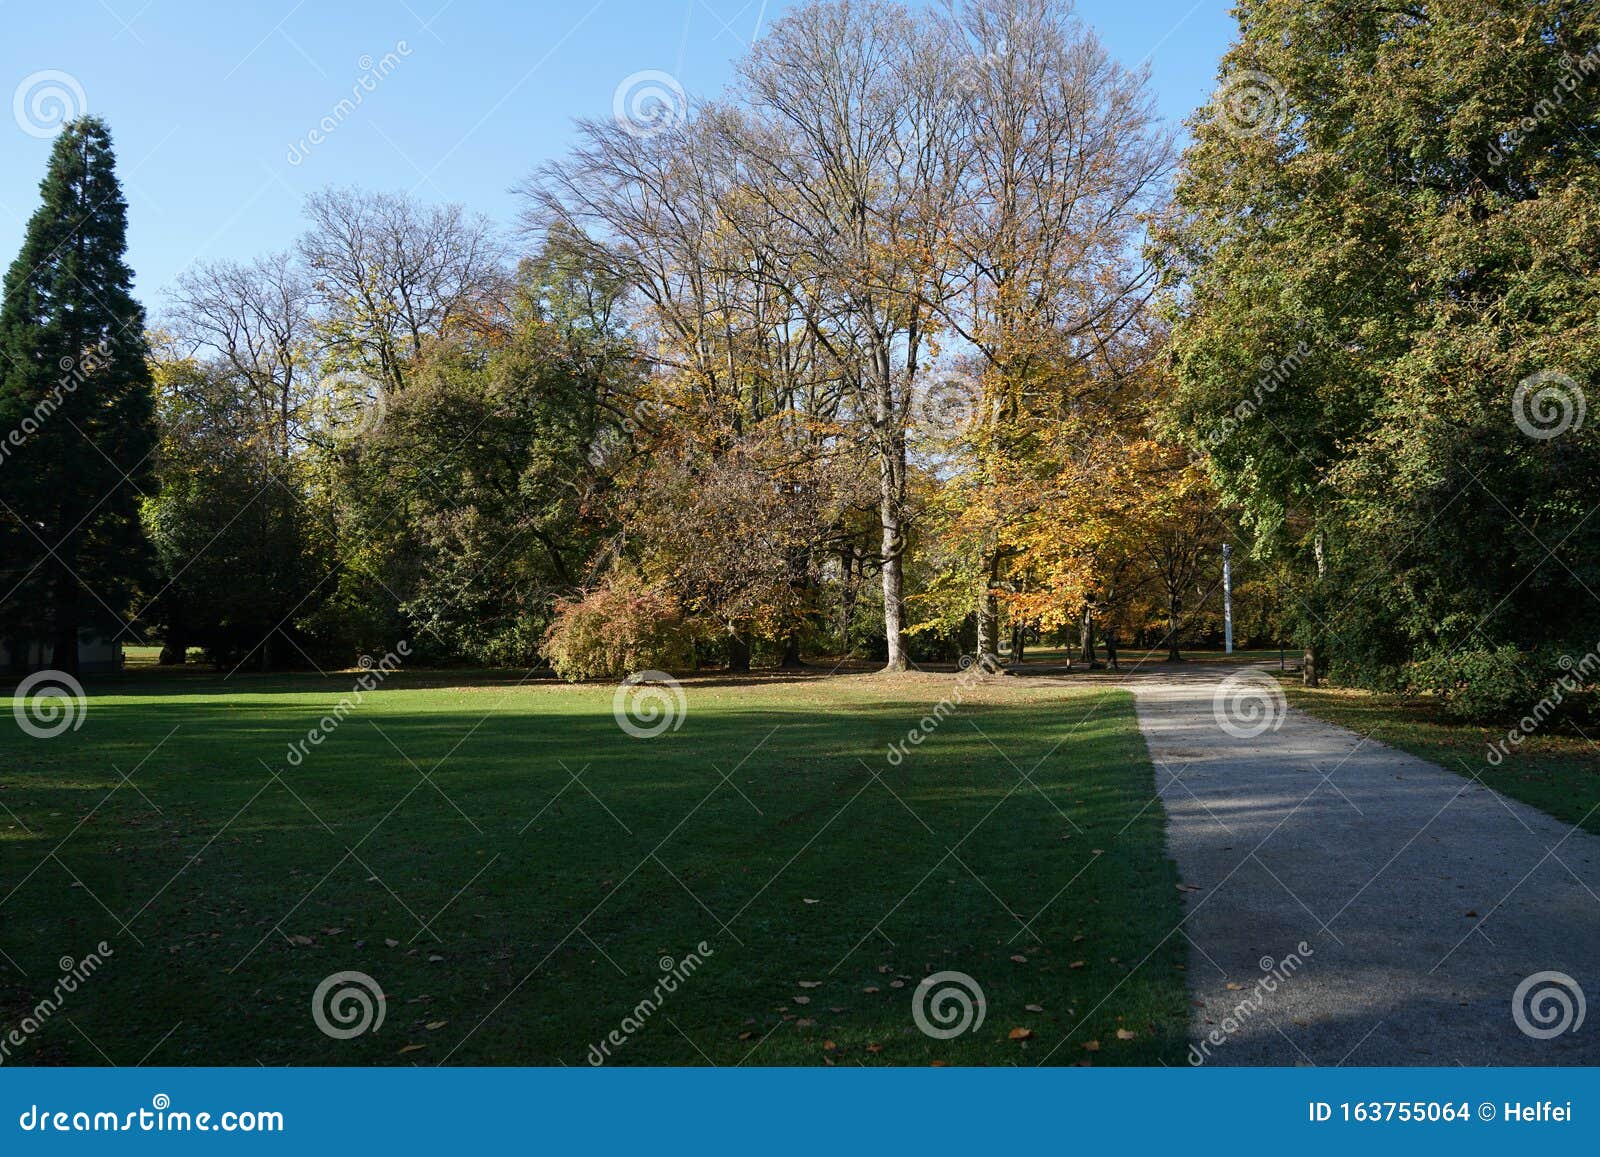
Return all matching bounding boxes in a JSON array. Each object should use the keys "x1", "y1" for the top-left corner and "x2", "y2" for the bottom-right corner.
[
  {"x1": 797, "y1": 980, "x2": 822, "y2": 988},
  {"x1": 792, "y1": 995, "x2": 810, "y2": 1005},
  {"x1": 1115, "y1": 1028, "x2": 1136, "y2": 1041},
  {"x1": 1025, "y1": 1004, "x2": 1043, "y2": 1012},
  {"x1": 1009, "y1": 954, "x2": 1028, "y2": 964},
  {"x1": 425, "y1": 1021, "x2": 447, "y2": 1031},
  {"x1": 1008, "y1": 1028, "x2": 1034, "y2": 1041},
  {"x1": 1069, "y1": 960, "x2": 1086, "y2": 969},
  {"x1": 398, "y1": 1044, "x2": 425, "y2": 1054},
  {"x1": 384, "y1": 938, "x2": 399, "y2": 948},
  {"x1": 1082, "y1": 1039, "x2": 1100, "y2": 1052}
]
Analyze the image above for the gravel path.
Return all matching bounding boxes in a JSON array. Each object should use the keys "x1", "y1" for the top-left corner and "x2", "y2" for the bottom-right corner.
[{"x1": 1127, "y1": 664, "x2": 1600, "y2": 1066}]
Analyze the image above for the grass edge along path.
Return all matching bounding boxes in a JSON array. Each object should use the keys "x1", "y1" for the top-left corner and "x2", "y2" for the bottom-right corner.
[{"x1": 1280, "y1": 678, "x2": 1600, "y2": 837}]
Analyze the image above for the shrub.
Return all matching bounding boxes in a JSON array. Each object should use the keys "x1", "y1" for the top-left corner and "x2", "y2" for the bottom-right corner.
[
  {"x1": 540, "y1": 572, "x2": 692, "y2": 681},
  {"x1": 1406, "y1": 644, "x2": 1549, "y2": 722}
]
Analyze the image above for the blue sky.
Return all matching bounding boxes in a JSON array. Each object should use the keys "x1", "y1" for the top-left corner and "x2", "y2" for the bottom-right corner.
[{"x1": 2, "y1": 0, "x2": 1234, "y2": 308}]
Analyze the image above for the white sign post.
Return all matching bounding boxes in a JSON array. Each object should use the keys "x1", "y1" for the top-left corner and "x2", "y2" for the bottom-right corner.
[{"x1": 1222, "y1": 542, "x2": 1234, "y2": 655}]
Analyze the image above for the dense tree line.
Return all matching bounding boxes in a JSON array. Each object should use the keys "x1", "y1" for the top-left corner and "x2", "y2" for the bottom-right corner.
[
  {"x1": 527, "y1": 0, "x2": 1224, "y2": 674},
  {"x1": 129, "y1": 0, "x2": 1240, "y2": 677},
  {"x1": 11, "y1": 0, "x2": 1589, "y2": 716},
  {"x1": 1163, "y1": 0, "x2": 1600, "y2": 712}
]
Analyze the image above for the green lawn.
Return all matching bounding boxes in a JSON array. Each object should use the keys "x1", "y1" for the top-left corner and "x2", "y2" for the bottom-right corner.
[
  {"x1": 1281, "y1": 679, "x2": 1600, "y2": 836},
  {"x1": 1, "y1": 668, "x2": 1187, "y2": 1066}
]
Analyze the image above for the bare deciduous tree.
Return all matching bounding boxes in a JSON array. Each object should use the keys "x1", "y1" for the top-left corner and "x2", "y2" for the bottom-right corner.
[
  {"x1": 168, "y1": 251, "x2": 316, "y2": 459},
  {"x1": 299, "y1": 188, "x2": 506, "y2": 392}
]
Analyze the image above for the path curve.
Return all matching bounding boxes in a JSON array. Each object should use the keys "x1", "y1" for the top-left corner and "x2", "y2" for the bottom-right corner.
[{"x1": 1124, "y1": 664, "x2": 1600, "y2": 1066}]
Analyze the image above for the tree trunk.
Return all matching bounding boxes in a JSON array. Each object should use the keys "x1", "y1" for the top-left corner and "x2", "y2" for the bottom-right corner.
[
  {"x1": 726, "y1": 630, "x2": 751, "y2": 673},
  {"x1": 781, "y1": 553, "x2": 809, "y2": 669},
  {"x1": 159, "y1": 607, "x2": 189, "y2": 665},
  {"x1": 836, "y1": 546, "x2": 859, "y2": 652},
  {"x1": 1105, "y1": 628, "x2": 1119, "y2": 671},
  {"x1": 880, "y1": 546, "x2": 906, "y2": 671},
  {"x1": 50, "y1": 571, "x2": 80, "y2": 676},
  {"x1": 1306, "y1": 529, "x2": 1326, "y2": 686},
  {"x1": 878, "y1": 456, "x2": 907, "y2": 674},
  {"x1": 1010, "y1": 624, "x2": 1026, "y2": 666},
  {"x1": 1165, "y1": 593, "x2": 1181, "y2": 662},
  {"x1": 974, "y1": 550, "x2": 1000, "y2": 667},
  {"x1": 1078, "y1": 604, "x2": 1095, "y2": 665}
]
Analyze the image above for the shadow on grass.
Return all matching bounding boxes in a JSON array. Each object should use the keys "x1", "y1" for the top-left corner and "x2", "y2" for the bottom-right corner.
[{"x1": 1, "y1": 672, "x2": 1186, "y2": 1067}]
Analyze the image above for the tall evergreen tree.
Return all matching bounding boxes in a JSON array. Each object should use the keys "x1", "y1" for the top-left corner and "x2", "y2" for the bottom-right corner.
[{"x1": 0, "y1": 117, "x2": 155, "y2": 675}]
